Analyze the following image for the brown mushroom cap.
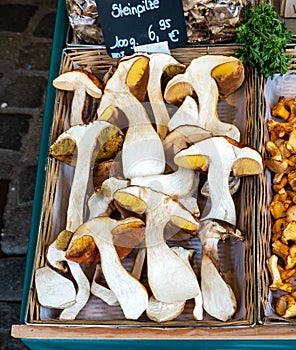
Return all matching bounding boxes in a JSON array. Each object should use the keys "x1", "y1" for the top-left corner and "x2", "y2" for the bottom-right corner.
[
  {"x1": 211, "y1": 59, "x2": 245, "y2": 99},
  {"x1": 126, "y1": 56, "x2": 150, "y2": 102},
  {"x1": 66, "y1": 219, "x2": 145, "y2": 264},
  {"x1": 53, "y1": 70, "x2": 104, "y2": 98}
]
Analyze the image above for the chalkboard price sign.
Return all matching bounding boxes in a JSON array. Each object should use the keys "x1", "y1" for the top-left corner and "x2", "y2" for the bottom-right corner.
[{"x1": 95, "y1": 0, "x2": 187, "y2": 58}]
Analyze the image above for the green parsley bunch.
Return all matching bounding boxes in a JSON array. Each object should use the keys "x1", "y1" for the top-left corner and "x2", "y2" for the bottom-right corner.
[{"x1": 235, "y1": 3, "x2": 293, "y2": 78}]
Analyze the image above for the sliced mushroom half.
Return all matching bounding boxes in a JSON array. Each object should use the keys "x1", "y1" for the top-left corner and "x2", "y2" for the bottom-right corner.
[
  {"x1": 71, "y1": 217, "x2": 148, "y2": 320},
  {"x1": 198, "y1": 219, "x2": 243, "y2": 321},
  {"x1": 49, "y1": 121, "x2": 123, "y2": 233},
  {"x1": 174, "y1": 136, "x2": 263, "y2": 225},
  {"x1": 53, "y1": 69, "x2": 104, "y2": 127},
  {"x1": 97, "y1": 54, "x2": 165, "y2": 179},
  {"x1": 164, "y1": 55, "x2": 244, "y2": 141},
  {"x1": 114, "y1": 186, "x2": 200, "y2": 303},
  {"x1": 46, "y1": 234, "x2": 90, "y2": 320}
]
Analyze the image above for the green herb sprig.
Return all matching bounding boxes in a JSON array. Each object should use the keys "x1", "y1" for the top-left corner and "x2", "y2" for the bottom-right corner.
[{"x1": 235, "y1": 3, "x2": 293, "y2": 78}]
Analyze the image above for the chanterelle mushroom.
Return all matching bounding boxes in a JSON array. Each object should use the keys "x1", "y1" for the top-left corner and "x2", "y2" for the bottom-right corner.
[
  {"x1": 114, "y1": 186, "x2": 200, "y2": 303},
  {"x1": 276, "y1": 294, "x2": 296, "y2": 318},
  {"x1": 174, "y1": 136, "x2": 263, "y2": 224},
  {"x1": 70, "y1": 217, "x2": 148, "y2": 320},
  {"x1": 97, "y1": 54, "x2": 165, "y2": 179},
  {"x1": 49, "y1": 121, "x2": 123, "y2": 233},
  {"x1": 164, "y1": 55, "x2": 244, "y2": 141},
  {"x1": 53, "y1": 69, "x2": 104, "y2": 127},
  {"x1": 267, "y1": 254, "x2": 292, "y2": 293}
]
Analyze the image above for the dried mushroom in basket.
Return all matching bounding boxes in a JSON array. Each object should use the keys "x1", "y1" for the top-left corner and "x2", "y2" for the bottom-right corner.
[
  {"x1": 183, "y1": 0, "x2": 249, "y2": 44},
  {"x1": 66, "y1": 0, "x2": 104, "y2": 44}
]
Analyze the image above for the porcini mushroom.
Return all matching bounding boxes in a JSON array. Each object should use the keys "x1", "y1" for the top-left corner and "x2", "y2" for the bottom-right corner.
[
  {"x1": 164, "y1": 55, "x2": 243, "y2": 141},
  {"x1": 46, "y1": 235, "x2": 90, "y2": 320},
  {"x1": 49, "y1": 121, "x2": 123, "y2": 232},
  {"x1": 88, "y1": 177, "x2": 129, "y2": 219},
  {"x1": 147, "y1": 53, "x2": 186, "y2": 140},
  {"x1": 171, "y1": 246, "x2": 203, "y2": 321},
  {"x1": 35, "y1": 266, "x2": 76, "y2": 310},
  {"x1": 97, "y1": 54, "x2": 165, "y2": 179},
  {"x1": 66, "y1": 218, "x2": 145, "y2": 307},
  {"x1": 130, "y1": 166, "x2": 195, "y2": 199},
  {"x1": 168, "y1": 96, "x2": 199, "y2": 132},
  {"x1": 70, "y1": 217, "x2": 148, "y2": 320},
  {"x1": 146, "y1": 246, "x2": 202, "y2": 322},
  {"x1": 53, "y1": 69, "x2": 104, "y2": 127},
  {"x1": 90, "y1": 265, "x2": 119, "y2": 306},
  {"x1": 198, "y1": 219, "x2": 243, "y2": 321},
  {"x1": 174, "y1": 136, "x2": 263, "y2": 224},
  {"x1": 163, "y1": 123, "x2": 212, "y2": 154},
  {"x1": 114, "y1": 186, "x2": 200, "y2": 303}
]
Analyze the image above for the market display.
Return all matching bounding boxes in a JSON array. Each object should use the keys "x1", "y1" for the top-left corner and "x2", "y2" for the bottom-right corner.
[{"x1": 34, "y1": 52, "x2": 263, "y2": 323}]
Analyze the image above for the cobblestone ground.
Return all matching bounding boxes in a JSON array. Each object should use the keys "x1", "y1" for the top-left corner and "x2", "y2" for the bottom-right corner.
[{"x1": 0, "y1": 0, "x2": 57, "y2": 348}]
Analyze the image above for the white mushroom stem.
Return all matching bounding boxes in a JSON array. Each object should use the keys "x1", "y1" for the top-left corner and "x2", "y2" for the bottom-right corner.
[
  {"x1": 91, "y1": 248, "x2": 145, "y2": 306},
  {"x1": 165, "y1": 55, "x2": 242, "y2": 141},
  {"x1": 201, "y1": 176, "x2": 241, "y2": 198},
  {"x1": 147, "y1": 53, "x2": 186, "y2": 140},
  {"x1": 51, "y1": 121, "x2": 117, "y2": 232},
  {"x1": 114, "y1": 186, "x2": 200, "y2": 303},
  {"x1": 146, "y1": 295, "x2": 185, "y2": 323},
  {"x1": 60, "y1": 260, "x2": 90, "y2": 320},
  {"x1": 71, "y1": 85, "x2": 91, "y2": 126},
  {"x1": 91, "y1": 265, "x2": 119, "y2": 306},
  {"x1": 171, "y1": 247, "x2": 203, "y2": 321},
  {"x1": 131, "y1": 248, "x2": 146, "y2": 280},
  {"x1": 97, "y1": 55, "x2": 165, "y2": 179},
  {"x1": 146, "y1": 246, "x2": 202, "y2": 323},
  {"x1": 198, "y1": 219, "x2": 243, "y2": 322},
  {"x1": 130, "y1": 167, "x2": 195, "y2": 199},
  {"x1": 168, "y1": 96, "x2": 199, "y2": 132},
  {"x1": 179, "y1": 172, "x2": 200, "y2": 218},
  {"x1": 72, "y1": 217, "x2": 148, "y2": 320},
  {"x1": 46, "y1": 241, "x2": 90, "y2": 320},
  {"x1": 201, "y1": 253, "x2": 237, "y2": 322}
]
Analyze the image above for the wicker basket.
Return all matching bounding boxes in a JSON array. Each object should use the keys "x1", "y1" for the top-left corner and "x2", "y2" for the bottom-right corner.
[
  {"x1": 257, "y1": 47, "x2": 296, "y2": 324},
  {"x1": 26, "y1": 45, "x2": 258, "y2": 328}
]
